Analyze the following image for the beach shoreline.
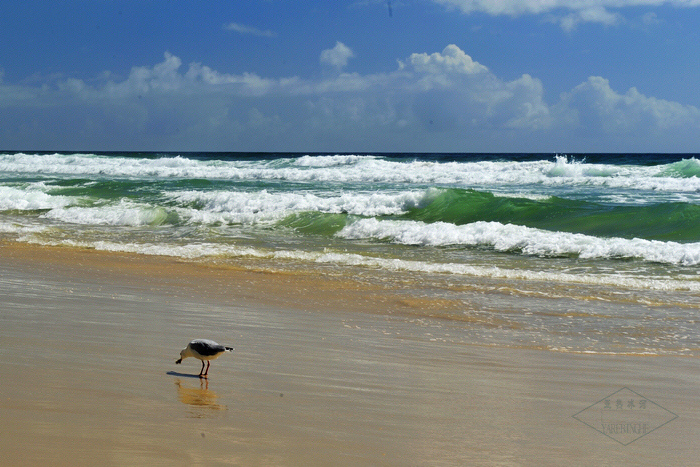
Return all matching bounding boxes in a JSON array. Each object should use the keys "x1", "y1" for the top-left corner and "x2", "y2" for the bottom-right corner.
[{"x1": 1, "y1": 241, "x2": 698, "y2": 465}]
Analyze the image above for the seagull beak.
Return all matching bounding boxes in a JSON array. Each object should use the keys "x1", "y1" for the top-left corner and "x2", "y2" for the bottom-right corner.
[{"x1": 175, "y1": 358, "x2": 182, "y2": 364}]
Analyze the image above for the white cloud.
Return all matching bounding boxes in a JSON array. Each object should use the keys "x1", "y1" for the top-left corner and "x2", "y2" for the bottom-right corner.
[
  {"x1": 556, "y1": 6, "x2": 623, "y2": 31},
  {"x1": 81, "y1": 52, "x2": 188, "y2": 100},
  {"x1": 320, "y1": 42, "x2": 355, "y2": 69},
  {"x1": 559, "y1": 76, "x2": 700, "y2": 134},
  {"x1": 223, "y1": 22, "x2": 277, "y2": 38},
  {"x1": 398, "y1": 45, "x2": 551, "y2": 131},
  {"x1": 501, "y1": 74, "x2": 552, "y2": 130},
  {"x1": 432, "y1": 0, "x2": 700, "y2": 15},
  {"x1": 185, "y1": 62, "x2": 275, "y2": 96},
  {"x1": 432, "y1": 0, "x2": 700, "y2": 29},
  {"x1": 1, "y1": 46, "x2": 698, "y2": 151},
  {"x1": 407, "y1": 44, "x2": 488, "y2": 75}
]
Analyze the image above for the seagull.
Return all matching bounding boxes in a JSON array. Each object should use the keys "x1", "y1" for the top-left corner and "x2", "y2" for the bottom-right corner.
[{"x1": 175, "y1": 339, "x2": 233, "y2": 378}]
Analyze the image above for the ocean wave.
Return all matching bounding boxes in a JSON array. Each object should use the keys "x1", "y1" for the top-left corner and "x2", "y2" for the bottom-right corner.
[
  {"x1": 5, "y1": 175, "x2": 699, "y2": 242},
  {"x1": 25, "y1": 238, "x2": 700, "y2": 292},
  {"x1": 294, "y1": 154, "x2": 369, "y2": 167},
  {"x1": 0, "y1": 220, "x2": 49, "y2": 236},
  {"x1": 546, "y1": 155, "x2": 623, "y2": 178},
  {"x1": 401, "y1": 188, "x2": 700, "y2": 241},
  {"x1": 661, "y1": 158, "x2": 700, "y2": 178},
  {"x1": 337, "y1": 218, "x2": 700, "y2": 266},
  {"x1": 3, "y1": 153, "x2": 700, "y2": 195},
  {"x1": 42, "y1": 200, "x2": 176, "y2": 227},
  {"x1": 170, "y1": 189, "x2": 426, "y2": 224},
  {"x1": 0, "y1": 185, "x2": 73, "y2": 211}
]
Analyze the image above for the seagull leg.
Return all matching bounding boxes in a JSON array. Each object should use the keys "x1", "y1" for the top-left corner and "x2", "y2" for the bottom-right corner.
[
  {"x1": 199, "y1": 360, "x2": 206, "y2": 377},
  {"x1": 203, "y1": 361, "x2": 211, "y2": 376}
]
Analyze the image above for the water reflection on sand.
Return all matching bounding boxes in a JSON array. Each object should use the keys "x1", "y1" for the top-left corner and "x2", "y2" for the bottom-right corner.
[{"x1": 174, "y1": 377, "x2": 227, "y2": 416}]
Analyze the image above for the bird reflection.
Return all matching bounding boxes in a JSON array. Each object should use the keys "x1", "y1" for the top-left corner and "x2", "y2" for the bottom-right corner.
[{"x1": 174, "y1": 378, "x2": 227, "y2": 415}]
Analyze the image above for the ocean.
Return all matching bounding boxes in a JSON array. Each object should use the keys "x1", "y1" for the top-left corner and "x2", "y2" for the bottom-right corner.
[{"x1": 1, "y1": 151, "x2": 699, "y2": 355}]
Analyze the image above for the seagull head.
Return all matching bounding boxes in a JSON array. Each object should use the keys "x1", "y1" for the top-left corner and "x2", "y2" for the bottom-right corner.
[{"x1": 176, "y1": 346, "x2": 190, "y2": 364}]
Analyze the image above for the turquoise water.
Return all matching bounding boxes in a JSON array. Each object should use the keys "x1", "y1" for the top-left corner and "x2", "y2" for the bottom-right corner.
[{"x1": 1, "y1": 152, "x2": 699, "y2": 355}]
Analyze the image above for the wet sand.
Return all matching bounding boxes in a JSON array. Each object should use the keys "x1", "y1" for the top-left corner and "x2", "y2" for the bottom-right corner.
[{"x1": 1, "y1": 241, "x2": 698, "y2": 466}]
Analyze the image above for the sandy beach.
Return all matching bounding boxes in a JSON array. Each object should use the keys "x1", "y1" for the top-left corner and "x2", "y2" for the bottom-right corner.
[{"x1": 1, "y1": 241, "x2": 698, "y2": 466}]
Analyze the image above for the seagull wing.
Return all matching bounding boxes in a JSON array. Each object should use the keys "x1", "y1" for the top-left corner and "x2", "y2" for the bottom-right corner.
[{"x1": 189, "y1": 339, "x2": 226, "y2": 357}]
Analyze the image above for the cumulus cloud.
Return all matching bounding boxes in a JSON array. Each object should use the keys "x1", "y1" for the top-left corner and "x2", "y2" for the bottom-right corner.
[
  {"x1": 0, "y1": 46, "x2": 698, "y2": 152},
  {"x1": 397, "y1": 45, "x2": 551, "y2": 131},
  {"x1": 407, "y1": 44, "x2": 488, "y2": 75},
  {"x1": 115, "y1": 52, "x2": 184, "y2": 95},
  {"x1": 431, "y1": 0, "x2": 700, "y2": 29},
  {"x1": 320, "y1": 42, "x2": 355, "y2": 69},
  {"x1": 559, "y1": 76, "x2": 700, "y2": 134},
  {"x1": 501, "y1": 74, "x2": 552, "y2": 130}
]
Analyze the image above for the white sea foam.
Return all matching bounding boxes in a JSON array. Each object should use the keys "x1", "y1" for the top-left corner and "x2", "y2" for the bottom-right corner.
[
  {"x1": 27, "y1": 238, "x2": 700, "y2": 292},
  {"x1": 3, "y1": 183, "x2": 427, "y2": 228},
  {"x1": 42, "y1": 200, "x2": 172, "y2": 227},
  {"x1": 0, "y1": 185, "x2": 73, "y2": 211},
  {"x1": 294, "y1": 154, "x2": 367, "y2": 167},
  {"x1": 170, "y1": 189, "x2": 427, "y2": 224},
  {"x1": 0, "y1": 220, "x2": 48, "y2": 236},
  {"x1": 337, "y1": 218, "x2": 700, "y2": 266},
  {"x1": 3, "y1": 153, "x2": 700, "y2": 198}
]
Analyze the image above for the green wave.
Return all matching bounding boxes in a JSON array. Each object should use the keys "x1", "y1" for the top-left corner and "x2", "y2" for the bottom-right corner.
[
  {"x1": 660, "y1": 158, "x2": 700, "y2": 178},
  {"x1": 277, "y1": 211, "x2": 350, "y2": 236},
  {"x1": 402, "y1": 188, "x2": 700, "y2": 242},
  {"x1": 47, "y1": 179, "x2": 161, "y2": 199},
  {"x1": 275, "y1": 189, "x2": 700, "y2": 241}
]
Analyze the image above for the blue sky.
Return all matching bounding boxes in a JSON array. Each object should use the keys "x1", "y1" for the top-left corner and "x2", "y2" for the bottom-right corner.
[{"x1": 1, "y1": 0, "x2": 699, "y2": 153}]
